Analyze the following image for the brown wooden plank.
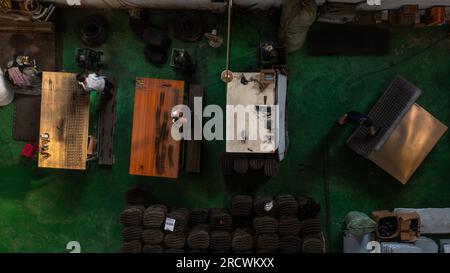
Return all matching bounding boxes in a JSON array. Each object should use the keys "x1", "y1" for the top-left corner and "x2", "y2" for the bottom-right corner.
[
  {"x1": 185, "y1": 84, "x2": 204, "y2": 173},
  {"x1": 0, "y1": 18, "x2": 54, "y2": 33},
  {"x1": 129, "y1": 78, "x2": 184, "y2": 178},
  {"x1": 98, "y1": 87, "x2": 116, "y2": 165},
  {"x1": 38, "y1": 72, "x2": 90, "y2": 170}
]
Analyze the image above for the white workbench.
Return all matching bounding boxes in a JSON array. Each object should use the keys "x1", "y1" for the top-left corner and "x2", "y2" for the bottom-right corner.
[{"x1": 226, "y1": 72, "x2": 277, "y2": 153}]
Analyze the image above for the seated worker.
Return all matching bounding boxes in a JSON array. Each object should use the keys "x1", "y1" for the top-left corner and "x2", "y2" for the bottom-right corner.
[
  {"x1": 338, "y1": 111, "x2": 380, "y2": 137},
  {"x1": 76, "y1": 73, "x2": 113, "y2": 98}
]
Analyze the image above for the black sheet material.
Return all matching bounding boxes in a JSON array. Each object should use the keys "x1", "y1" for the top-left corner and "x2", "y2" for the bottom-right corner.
[
  {"x1": 346, "y1": 75, "x2": 421, "y2": 158},
  {"x1": 307, "y1": 23, "x2": 390, "y2": 55},
  {"x1": 13, "y1": 95, "x2": 41, "y2": 141}
]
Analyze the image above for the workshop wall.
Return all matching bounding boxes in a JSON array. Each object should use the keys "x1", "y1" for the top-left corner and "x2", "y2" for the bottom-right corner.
[{"x1": 47, "y1": 0, "x2": 450, "y2": 11}]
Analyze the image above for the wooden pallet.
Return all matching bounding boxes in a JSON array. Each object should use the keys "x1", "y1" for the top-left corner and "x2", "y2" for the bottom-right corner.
[
  {"x1": 98, "y1": 86, "x2": 116, "y2": 165},
  {"x1": 185, "y1": 84, "x2": 203, "y2": 173},
  {"x1": 129, "y1": 78, "x2": 184, "y2": 178},
  {"x1": 38, "y1": 72, "x2": 90, "y2": 170}
]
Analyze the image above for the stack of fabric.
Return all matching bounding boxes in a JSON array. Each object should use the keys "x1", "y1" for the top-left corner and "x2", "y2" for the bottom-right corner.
[
  {"x1": 253, "y1": 195, "x2": 277, "y2": 217},
  {"x1": 231, "y1": 228, "x2": 254, "y2": 253},
  {"x1": 190, "y1": 208, "x2": 209, "y2": 226},
  {"x1": 164, "y1": 208, "x2": 189, "y2": 252},
  {"x1": 210, "y1": 208, "x2": 232, "y2": 231},
  {"x1": 141, "y1": 204, "x2": 167, "y2": 253},
  {"x1": 210, "y1": 230, "x2": 232, "y2": 253},
  {"x1": 278, "y1": 216, "x2": 301, "y2": 253},
  {"x1": 119, "y1": 193, "x2": 324, "y2": 253},
  {"x1": 187, "y1": 224, "x2": 210, "y2": 253},
  {"x1": 230, "y1": 195, "x2": 253, "y2": 227},
  {"x1": 253, "y1": 216, "x2": 279, "y2": 252},
  {"x1": 120, "y1": 206, "x2": 144, "y2": 253}
]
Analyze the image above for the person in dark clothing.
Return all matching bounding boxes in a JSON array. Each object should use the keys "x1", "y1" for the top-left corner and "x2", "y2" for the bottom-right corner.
[{"x1": 338, "y1": 111, "x2": 379, "y2": 137}]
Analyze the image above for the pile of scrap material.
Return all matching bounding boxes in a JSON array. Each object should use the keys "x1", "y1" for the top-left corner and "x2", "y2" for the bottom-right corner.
[
  {"x1": 343, "y1": 209, "x2": 438, "y2": 253},
  {"x1": 120, "y1": 189, "x2": 325, "y2": 253},
  {"x1": 3, "y1": 54, "x2": 42, "y2": 95}
]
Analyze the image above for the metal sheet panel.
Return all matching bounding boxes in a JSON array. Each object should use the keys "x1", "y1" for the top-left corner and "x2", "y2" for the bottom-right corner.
[{"x1": 368, "y1": 104, "x2": 447, "y2": 184}]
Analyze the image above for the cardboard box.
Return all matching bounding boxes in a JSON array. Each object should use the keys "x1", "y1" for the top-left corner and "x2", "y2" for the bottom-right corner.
[
  {"x1": 373, "y1": 210, "x2": 399, "y2": 239},
  {"x1": 389, "y1": 10, "x2": 399, "y2": 24},
  {"x1": 401, "y1": 5, "x2": 419, "y2": 15},
  {"x1": 398, "y1": 211, "x2": 420, "y2": 242},
  {"x1": 398, "y1": 5, "x2": 419, "y2": 25},
  {"x1": 446, "y1": 7, "x2": 450, "y2": 24},
  {"x1": 398, "y1": 12, "x2": 416, "y2": 25},
  {"x1": 425, "y1": 7, "x2": 446, "y2": 26}
]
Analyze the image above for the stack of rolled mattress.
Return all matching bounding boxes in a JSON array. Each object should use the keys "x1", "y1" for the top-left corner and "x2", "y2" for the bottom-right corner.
[
  {"x1": 187, "y1": 224, "x2": 210, "y2": 253},
  {"x1": 254, "y1": 195, "x2": 277, "y2": 217},
  {"x1": 118, "y1": 193, "x2": 325, "y2": 253},
  {"x1": 232, "y1": 228, "x2": 254, "y2": 253},
  {"x1": 190, "y1": 208, "x2": 209, "y2": 226},
  {"x1": 142, "y1": 204, "x2": 167, "y2": 253},
  {"x1": 253, "y1": 216, "x2": 279, "y2": 253},
  {"x1": 231, "y1": 195, "x2": 253, "y2": 228},
  {"x1": 120, "y1": 206, "x2": 145, "y2": 253},
  {"x1": 210, "y1": 208, "x2": 232, "y2": 231}
]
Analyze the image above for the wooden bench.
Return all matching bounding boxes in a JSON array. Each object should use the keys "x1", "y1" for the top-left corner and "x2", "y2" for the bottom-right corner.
[
  {"x1": 185, "y1": 84, "x2": 204, "y2": 173},
  {"x1": 98, "y1": 85, "x2": 116, "y2": 165}
]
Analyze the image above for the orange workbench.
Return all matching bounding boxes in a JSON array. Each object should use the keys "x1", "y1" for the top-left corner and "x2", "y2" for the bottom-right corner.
[{"x1": 129, "y1": 78, "x2": 184, "y2": 178}]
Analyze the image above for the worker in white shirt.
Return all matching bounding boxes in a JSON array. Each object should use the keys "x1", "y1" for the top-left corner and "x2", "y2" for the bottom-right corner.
[{"x1": 76, "y1": 73, "x2": 113, "y2": 98}]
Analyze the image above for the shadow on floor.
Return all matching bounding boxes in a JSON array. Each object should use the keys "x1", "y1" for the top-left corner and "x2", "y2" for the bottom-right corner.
[{"x1": 224, "y1": 170, "x2": 270, "y2": 196}]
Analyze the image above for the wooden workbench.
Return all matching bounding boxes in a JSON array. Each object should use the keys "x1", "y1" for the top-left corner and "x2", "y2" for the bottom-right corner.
[
  {"x1": 38, "y1": 72, "x2": 90, "y2": 170},
  {"x1": 226, "y1": 72, "x2": 277, "y2": 153},
  {"x1": 129, "y1": 78, "x2": 184, "y2": 178}
]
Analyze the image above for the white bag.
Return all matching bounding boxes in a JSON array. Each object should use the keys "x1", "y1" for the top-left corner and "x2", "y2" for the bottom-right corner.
[{"x1": 0, "y1": 68, "x2": 14, "y2": 106}]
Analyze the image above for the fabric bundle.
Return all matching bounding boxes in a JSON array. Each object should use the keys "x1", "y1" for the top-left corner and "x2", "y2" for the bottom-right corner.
[
  {"x1": 276, "y1": 195, "x2": 298, "y2": 216},
  {"x1": 278, "y1": 216, "x2": 301, "y2": 236},
  {"x1": 210, "y1": 208, "x2": 232, "y2": 231},
  {"x1": 167, "y1": 208, "x2": 189, "y2": 233},
  {"x1": 121, "y1": 240, "x2": 142, "y2": 253},
  {"x1": 143, "y1": 205, "x2": 167, "y2": 228},
  {"x1": 190, "y1": 208, "x2": 209, "y2": 226},
  {"x1": 120, "y1": 206, "x2": 144, "y2": 227},
  {"x1": 187, "y1": 225, "x2": 210, "y2": 250},
  {"x1": 302, "y1": 233, "x2": 324, "y2": 253},
  {"x1": 142, "y1": 244, "x2": 164, "y2": 253},
  {"x1": 230, "y1": 195, "x2": 253, "y2": 218},
  {"x1": 210, "y1": 230, "x2": 231, "y2": 252},
  {"x1": 253, "y1": 216, "x2": 278, "y2": 234},
  {"x1": 253, "y1": 195, "x2": 276, "y2": 217},
  {"x1": 121, "y1": 226, "x2": 143, "y2": 242},
  {"x1": 297, "y1": 196, "x2": 321, "y2": 221},
  {"x1": 232, "y1": 228, "x2": 253, "y2": 252},
  {"x1": 279, "y1": 235, "x2": 302, "y2": 253},
  {"x1": 164, "y1": 233, "x2": 186, "y2": 249},
  {"x1": 256, "y1": 233, "x2": 279, "y2": 252},
  {"x1": 142, "y1": 228, "x2": 164, "y2": 245},
  {"x1": 301, "y1": 218, "x2": 322, "y2": 234}
]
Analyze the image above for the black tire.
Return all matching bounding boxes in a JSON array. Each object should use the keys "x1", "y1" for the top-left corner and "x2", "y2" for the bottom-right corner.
[
  {"x1": 171, "y1": 12, "x2": 203, "y2": 42},
  {"x1": 143, "y1": 45, "x2": 168, "y2": 66},
  {"x1": 77, "y1": 15, "x2": 110, "y2": 47},
  {"x1": 142, "y1": 27, "x2": 171, "y2": 48}
]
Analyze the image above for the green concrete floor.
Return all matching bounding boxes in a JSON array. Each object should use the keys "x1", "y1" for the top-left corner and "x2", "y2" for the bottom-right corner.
[{"x1": 0, "y1": 9, "x2": 449, "y2": 253}]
